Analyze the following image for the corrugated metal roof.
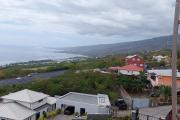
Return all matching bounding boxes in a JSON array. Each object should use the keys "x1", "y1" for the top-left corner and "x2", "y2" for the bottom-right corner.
[
  {"x1": 139, "y1": 106, "x2": 171, "y2": 119},
  {"x1": 58, "y1": 92, "x2": 110, "y2": 106},
  {"x1": 0, "y1": 102, "x2": 36, "y2": 120},
  {"x1": 147, "y1": 69, "x2": 180, "y2": 77},
  {"x1": 2, "y1": 89, "x2": 49, "y2": 103}
]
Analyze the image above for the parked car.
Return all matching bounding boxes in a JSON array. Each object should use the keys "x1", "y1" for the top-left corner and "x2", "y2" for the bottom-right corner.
[
  {"x1": 114, "y1": 99, "x2": 127, "y2": 110},
  {"x1": 27, "y1": 74, "x2": 32, "y2": 77},
  {"x1": 16, "y1": 77, "x2": 22, "y2": 80}
]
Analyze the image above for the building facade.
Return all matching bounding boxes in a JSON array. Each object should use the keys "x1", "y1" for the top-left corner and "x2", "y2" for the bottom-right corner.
[
  {"x1": 126, "y1": 55, "x2": 145, "y2": 70},
  {"x1": 56, "y1": 92, "x2": 111, "y2": 115},
  {"x1": 147, "y1": 69, "x2": 180, "y2": 88},
  {"x1": 0, "y1": 89, "x2": 57, "y2": 120}
]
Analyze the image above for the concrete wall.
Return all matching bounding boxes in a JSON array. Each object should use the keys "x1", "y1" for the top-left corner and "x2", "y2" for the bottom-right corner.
[
  {"x1": 118, "y1": 70, "x2": 140, "y2": 76},
  {"x1": 57, "y1": 99, "x2": 110, "y2": 115}
]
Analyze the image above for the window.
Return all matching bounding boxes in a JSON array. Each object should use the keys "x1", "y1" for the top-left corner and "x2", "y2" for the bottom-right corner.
[
  {"x1": 99, "y1": 97, "x2": 105, "y2": 103},
  {"x1": 134, "y1": 64, "x2": 137, "y2": 66},
  {"x1": 140, "y1": 64, "x2": 143, "y2": 66},
  {"x1": 61, "y1": 104, "x2": 65, "y2": 108},
  {"x1": 137, "y1": 58, "x2": 140, "y2": 61},
  {"x1": 132, "y1": 58, "x2": 135, "y2": 61}
]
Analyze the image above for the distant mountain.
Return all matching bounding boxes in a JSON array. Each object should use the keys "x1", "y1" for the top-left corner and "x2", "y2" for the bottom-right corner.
[{"x1": 60, "y1": 35, "x2": 179, "y2": 57}]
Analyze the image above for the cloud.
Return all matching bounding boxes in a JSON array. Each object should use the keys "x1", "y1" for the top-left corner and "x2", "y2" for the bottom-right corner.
[{"x1": 0, "y1": 0, "x2": 176, "y2": 46}]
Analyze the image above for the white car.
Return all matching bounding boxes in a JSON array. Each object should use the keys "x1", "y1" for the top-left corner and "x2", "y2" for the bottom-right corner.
[
  {"x1": 16, "y1": 77, "x2": 22, "y2": 80},
  {"x1": 27, "y1": 74, "x2": 32, "y2": 77}
]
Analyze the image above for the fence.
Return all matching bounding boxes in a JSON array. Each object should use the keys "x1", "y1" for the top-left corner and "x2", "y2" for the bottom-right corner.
[{"x1": 132, "y1": 112, "x2": 165, "y2": 120}]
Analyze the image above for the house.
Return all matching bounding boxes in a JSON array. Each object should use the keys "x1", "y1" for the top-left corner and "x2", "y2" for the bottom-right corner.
[
  {"x1": 0, "y1": 101, "x2": 36, "y2": 120},
  {"x1": 109, "y1": 64, "x2": 143, "y2": 76},
  {"x1": 56, "y1": 92, "x2": 111, "y2": 116},
  {"x1": 152, "y1": 55, "x2": 168, "y2": 62},
  {"x1": 147, "y1": 69, "x2": 180, "y2": 88},
  {"x1": 1, "y1": 89, "x2": 57, "y2": 120},
  {"x1": 126, "y1": 55, "x2": 145, "y2": 70},
  {"x1": 132, "y1": 106, "x2": 172, "y2": 120}
]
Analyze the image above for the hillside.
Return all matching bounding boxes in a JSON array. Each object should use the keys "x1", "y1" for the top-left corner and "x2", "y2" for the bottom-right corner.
[{"x1": 60, "y1": 35, "x2": 179, "y2": 57}]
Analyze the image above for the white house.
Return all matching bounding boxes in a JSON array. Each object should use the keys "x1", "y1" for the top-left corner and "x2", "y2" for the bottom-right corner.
[
  {"x1": 109, "y1": 64, "x2": 143, "y2": 76},
  {"x1": 0, "y1": 89, "x2": 57, "y2": 120},
  {"x1": 0, "y1": 101, "x2": 36, "y2": 120},
  {"x1": 56, "y1": 92, "x2": 111, "y2": 115},
  {"x1": 152, "y1": 55, "x2": 168, "y2": 62}
]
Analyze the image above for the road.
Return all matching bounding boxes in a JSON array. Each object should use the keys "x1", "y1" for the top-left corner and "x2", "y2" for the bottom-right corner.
[{"x1": 0, "y1": 70, "x2": 66, "y2": 86}]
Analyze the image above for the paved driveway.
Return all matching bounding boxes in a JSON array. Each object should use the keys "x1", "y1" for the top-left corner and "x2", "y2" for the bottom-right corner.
[{"x1": 52, "y1": 115, "x2": 74, "y2": 120}]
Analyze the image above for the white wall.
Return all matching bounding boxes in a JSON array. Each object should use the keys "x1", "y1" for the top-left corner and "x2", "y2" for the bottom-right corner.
[
  {"x1": 36, "y1": 106, "x2": 49, "y2": 117},
  {"x1": 57, "y1": 99, "x2": 110, "y2": 115},
  {"x1": 31, "y1": 98, "x2": 47, "y2": 109},
  {"x1": 24, "y1": 115, "x2": 36, "y2": 120},
  {"x1": 118, "y1": 70, "x2": 140, "y2": 76}
]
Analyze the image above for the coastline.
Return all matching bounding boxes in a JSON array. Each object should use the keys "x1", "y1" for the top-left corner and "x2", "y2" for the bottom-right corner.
[{"x1": 0, "y1": 56, "x2": 89, "y2": 68}]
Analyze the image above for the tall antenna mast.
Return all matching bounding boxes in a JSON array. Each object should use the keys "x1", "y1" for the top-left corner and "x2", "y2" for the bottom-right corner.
[{"x1": 172, "y1": 0, "x2": 180, "y2": 119}]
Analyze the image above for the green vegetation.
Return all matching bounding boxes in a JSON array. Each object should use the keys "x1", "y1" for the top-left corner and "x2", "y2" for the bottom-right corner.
[
  {"x1": 37, "y1": 109, "x2": 61, "y2": 120},
  {"x1": 0, "y1": 49, "x2": 177, "y2": 103},
  {"x1": 0, "y1": 55, "x2": 125, "y2": 79},
  {"x1": 0, "y1": 70, "x2": 148, "y2": 102},
  {"x1": 0, "y1": 62, "x2": 69, "y2": 79}
]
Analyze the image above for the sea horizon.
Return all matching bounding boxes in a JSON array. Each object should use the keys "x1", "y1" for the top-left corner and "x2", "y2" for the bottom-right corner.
[{"x1": 0, "y1": 45, "x2": 84, "y2": 66}]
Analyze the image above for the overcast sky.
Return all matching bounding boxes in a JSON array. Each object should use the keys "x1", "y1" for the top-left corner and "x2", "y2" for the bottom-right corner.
[{"x1": 0, "y1": 0, "x2": 175, "y2": 47}]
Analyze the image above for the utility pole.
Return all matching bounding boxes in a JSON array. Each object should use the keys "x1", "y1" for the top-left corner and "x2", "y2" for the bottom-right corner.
[{"x1": 172, "y1": 0, "x2": 180, "y2": 120}]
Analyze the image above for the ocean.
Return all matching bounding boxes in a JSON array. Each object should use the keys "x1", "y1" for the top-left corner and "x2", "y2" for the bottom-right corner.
[{"x1": 0, "y1": 45, "x2": 83, "y2": 65}]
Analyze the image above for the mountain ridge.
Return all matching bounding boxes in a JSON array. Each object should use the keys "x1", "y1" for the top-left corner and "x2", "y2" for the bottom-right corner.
[{"x1": 60, "y1": 35, "x2": 179, "y2": 57}]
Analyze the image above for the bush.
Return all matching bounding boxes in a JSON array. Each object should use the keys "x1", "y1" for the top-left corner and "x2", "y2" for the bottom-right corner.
[
  {"x1": 74, "y1": 112, "x2": 79, "y2": 116},
  {"x1": 106, "y1": 116, "x2": 131, "y2": 120},
  {"x1": 38, "y1": 117, "x2": 47, "y2": 120},
  {"x1": 47, "y1": 111, "x2": 57, "y2": 118},
  {"x1": 56, "y1": 109, "x2": 61, "y2": 114}
]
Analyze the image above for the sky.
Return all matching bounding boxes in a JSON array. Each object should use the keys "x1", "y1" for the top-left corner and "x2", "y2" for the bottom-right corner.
[{"x1": 0, "y1": 0, "x2": 175, "y2": 47}]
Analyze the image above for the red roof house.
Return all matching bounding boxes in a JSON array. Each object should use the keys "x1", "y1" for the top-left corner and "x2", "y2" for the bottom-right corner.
[{"x1": 109, "y1": 65, "x2": 143, "y2": 76}]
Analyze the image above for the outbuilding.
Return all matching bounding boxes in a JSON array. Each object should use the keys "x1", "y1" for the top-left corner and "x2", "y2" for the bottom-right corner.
[{"x1": 56, "y1": 92, "x2": 111, "y2": 115}]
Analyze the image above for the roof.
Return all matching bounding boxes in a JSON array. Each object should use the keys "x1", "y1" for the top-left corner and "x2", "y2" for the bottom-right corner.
[
  {"x1": 58, "y1": 92, "x2": 111, "y2": 106},
  {"x1": 2, "y1": 89, "x2": 49, "y2": 103},
  {"x1": 110, "y1": 65, "x2": 143, "y2": 71},
  {"x1": 138, "y1": 106, "x2": 171, "y2": 119},
  {"x1": 47, "y1": 97, "x2": 57, "y2": 105},
  {"x1": 147, "y1": 69, "x2": 180, "y2": 77},
  {"x1": 126, "y1": 55, "x2": 138, "y2": 59},
  {"x1": 0, "y1": 102, "x2": 36, "y2": 120},
  {"x1": 153, "y1": 55, "x2": 167, "y2": 59}
]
